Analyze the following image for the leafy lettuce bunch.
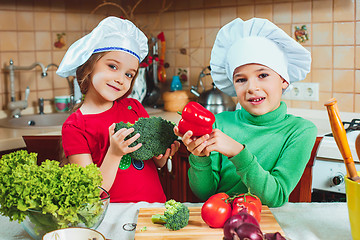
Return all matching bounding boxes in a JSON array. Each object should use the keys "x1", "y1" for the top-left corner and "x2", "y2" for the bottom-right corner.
[{"x1": 0, "y1": 150, "x2": 104, "y2": 232}]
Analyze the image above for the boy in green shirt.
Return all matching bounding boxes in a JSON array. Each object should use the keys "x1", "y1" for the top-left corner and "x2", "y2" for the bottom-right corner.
[{"x1": 174, "y1": 18, "x2": 317, "y2": 207}]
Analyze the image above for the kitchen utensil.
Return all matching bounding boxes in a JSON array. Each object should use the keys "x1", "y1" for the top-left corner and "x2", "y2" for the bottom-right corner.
[
  {"x1": 150, "y1": 37, "x2": 159, "y2": 85},
  {"x1": 135, "y1": 206, "x2": 284, "y2": 239},
  {"x1": 324, "y1": 98, "x2": 360, "y2": 182},
  {"x1": 157, "y1": 32, "x2": 166, "y2": 83},
  {"x1": 143, "y1": 57, "x2": 161, "y2": 107},
  {"x1": 345, "y1": 171, "x2": 360, "y2": 240},
  {"x1": 191, "y1": 66, "x2": 236, "y2": 114}
]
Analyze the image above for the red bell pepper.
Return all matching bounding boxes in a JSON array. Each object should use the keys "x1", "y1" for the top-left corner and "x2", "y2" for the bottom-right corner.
[{"x1": 178, "y1": 101, "x2": 215, "y2": 136}]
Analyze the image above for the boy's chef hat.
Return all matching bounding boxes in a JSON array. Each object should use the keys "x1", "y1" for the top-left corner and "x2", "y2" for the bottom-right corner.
[
  {"x1": 56, "y1": 16, "x2": 148, "y2": 78},
  {"x1": 210, "y1": 18, "x2": 311, "y2": 97}
]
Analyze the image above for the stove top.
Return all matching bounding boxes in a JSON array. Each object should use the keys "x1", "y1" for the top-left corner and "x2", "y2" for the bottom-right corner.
[
  {"x1": 317, "y1": 118, "x2": 360, "y2": 162},
  {"x1": 325, "y1": 118, "x2": 360, "y2": 137}
]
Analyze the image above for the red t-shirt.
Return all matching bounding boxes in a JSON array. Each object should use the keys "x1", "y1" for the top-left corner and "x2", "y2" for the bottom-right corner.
[{"x1": 62, "y1": 98, "x2": 166, "y2": 203}]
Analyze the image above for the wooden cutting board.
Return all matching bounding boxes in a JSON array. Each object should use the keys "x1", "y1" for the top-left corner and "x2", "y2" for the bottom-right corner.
[{"x1": 135, "y1": 206, "x2": 284, "y2": 239}]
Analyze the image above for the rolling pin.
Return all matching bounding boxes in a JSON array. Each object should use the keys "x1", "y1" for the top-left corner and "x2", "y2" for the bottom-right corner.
[{"x1": 325, "y1": 98, "x2": 360, "y2": 182}]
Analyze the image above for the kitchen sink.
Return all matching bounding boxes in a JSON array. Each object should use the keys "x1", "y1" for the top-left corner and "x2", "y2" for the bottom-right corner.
[{"x1": 0, "y1": 113, "x2": 70, "y2": 129}]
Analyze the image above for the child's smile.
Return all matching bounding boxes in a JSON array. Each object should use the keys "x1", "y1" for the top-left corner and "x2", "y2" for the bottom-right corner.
[
  {"x1": 248, "y1": 96, "x2": 266, "y2": 105},
  {"x1": 106, "y1": 83, "x2": 121, "y2": 92}
]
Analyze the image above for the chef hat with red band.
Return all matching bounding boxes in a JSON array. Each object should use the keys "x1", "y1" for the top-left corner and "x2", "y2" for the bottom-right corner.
[
  {"x1": 56, "y1": 16, "x2": 148, "y2": 78},
  {"x1": 210, "y1": 18, "x2": 311, "y2": 97}
]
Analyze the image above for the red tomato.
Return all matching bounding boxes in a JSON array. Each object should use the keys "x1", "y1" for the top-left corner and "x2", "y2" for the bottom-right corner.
[
  {"x1": 233, "y1": 192, "x2": 262, "y2": 212},
  {"x1": 231, "y1": 200, "x2": 261, "y2": 223},
  {"x1": 201, "y1": 193, "x2": 232, "y2": 228}
]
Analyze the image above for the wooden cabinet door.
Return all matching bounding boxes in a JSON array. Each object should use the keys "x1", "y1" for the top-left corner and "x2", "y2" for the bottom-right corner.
[
  {"x1": 158, "y1": 143, "x2": 202, "y2": 203},
  {"x1": 22, "y1": 135, "x2": 62, "y2": 165},
  {"x1": 289, "y1": 136, "x2": 323, "y2": 202}
]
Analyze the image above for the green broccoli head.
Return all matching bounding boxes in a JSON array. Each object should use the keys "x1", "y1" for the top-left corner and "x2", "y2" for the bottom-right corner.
[
  {"x1": 151, "y1": 199, "x2": 190, "y2": 231},
  {"x1": 114, "y1": 117, "x2": 178, "y2": 161}
]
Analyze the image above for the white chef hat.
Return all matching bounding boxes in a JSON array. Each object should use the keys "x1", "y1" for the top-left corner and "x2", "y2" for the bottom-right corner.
[
  {"x1": 210, "y1": 18, "x2": 311, "y2": 97},
  {"x1": 56, "y1": 16, "x2": 148, "y2": 78}
]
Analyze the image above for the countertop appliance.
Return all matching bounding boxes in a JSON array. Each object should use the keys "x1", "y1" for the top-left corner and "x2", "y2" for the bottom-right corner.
[
  {"x1": 312, "y1": 119, "x2": 360, "y2": 202},
  {"x1": 190, "y1": 66, "x2": 236, "y2": 114}
]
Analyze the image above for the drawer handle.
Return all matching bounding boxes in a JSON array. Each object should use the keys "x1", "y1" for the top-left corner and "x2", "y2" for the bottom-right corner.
[{"x1": 167, "y1": 156, "x2": 172, "y2": 173}]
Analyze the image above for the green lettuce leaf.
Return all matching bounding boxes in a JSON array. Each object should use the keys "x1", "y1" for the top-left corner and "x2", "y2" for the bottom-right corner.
[{"x1": 0, "y1": 150, "x2": 104, "y2": 231}]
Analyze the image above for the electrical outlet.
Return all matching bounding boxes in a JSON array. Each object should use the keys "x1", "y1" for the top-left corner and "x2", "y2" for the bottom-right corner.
[{"x1": 282, "y1": 82, "x2": 319, "y2": 101}]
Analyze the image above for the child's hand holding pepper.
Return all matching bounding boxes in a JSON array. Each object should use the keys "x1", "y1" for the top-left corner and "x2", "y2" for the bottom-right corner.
[
  {"x1": 174, "y1": 127, "x2": 243, "y2": 158},
  {"x1": 174, "y1": 102, "x2": 214, "y2": 157},
  {"x1": 174, "y1": 126, "x2": 210, "y2": 157},
  {"x1": 174, "y1": 101, "x2": 243, "y2": 157}
]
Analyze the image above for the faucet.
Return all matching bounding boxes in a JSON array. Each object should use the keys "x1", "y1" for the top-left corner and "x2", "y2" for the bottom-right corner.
[
  {"x1": 44, "y1": 63, "x2": 73, "y2": 95},
  {"x1": 43, "y1": 63, "x2": 75, "y2": 110},
  {"x1": 190, "y1": 66, "x2": 211, "y2": 97},
  {"x1": 38, "y1": 97, "x2": 53, "y2": 115},
  {"x1": 5, "y1": 59, "x2": 47, "y2": 118}
]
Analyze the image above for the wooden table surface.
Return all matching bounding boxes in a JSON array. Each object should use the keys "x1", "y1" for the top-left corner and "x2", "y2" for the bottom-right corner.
[{"x1": 135, "y1": 206, "x2": 284, "y2": 239}]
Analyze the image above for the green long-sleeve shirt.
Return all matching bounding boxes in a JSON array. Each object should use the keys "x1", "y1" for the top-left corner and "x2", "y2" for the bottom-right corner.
[{"x1": 188, "y1": 102, "x2": 317, "y2": 207}]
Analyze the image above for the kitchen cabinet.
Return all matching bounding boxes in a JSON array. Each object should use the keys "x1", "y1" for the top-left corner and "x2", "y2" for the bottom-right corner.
[
  {"x1": 158, "y1": 142, "x2": 201, "y2": 203},
  {"x1": 22, "y1": 135, "x2": 62, "y2": 165},
  {"x1": 0, "y1": 135, "x2": 61, "y2": 165},
  {"x1": 289, "y1": 136, "x2": 323, "y2": 202},
  {"x1": 0, "y1": 135, "x2": 62, "y2": 165}
]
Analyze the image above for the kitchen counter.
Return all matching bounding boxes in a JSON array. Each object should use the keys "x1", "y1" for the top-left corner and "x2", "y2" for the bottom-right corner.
[
  {"x1": 0, "y1": 202, "x2": 352, "y2": 240},
  {"x1": 0, "y1": 106, "x2": 358, "y2": 152}
]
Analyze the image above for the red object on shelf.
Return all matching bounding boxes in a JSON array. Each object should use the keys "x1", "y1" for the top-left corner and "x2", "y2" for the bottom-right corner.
[{"x1": 157, "y1": 32, "x2": 166, "y2": 83}]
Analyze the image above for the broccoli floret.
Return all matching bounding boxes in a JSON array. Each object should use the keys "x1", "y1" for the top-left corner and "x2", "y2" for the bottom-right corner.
[
  {"x1": 114, "y1": 117, "x2": 178, "y2": 161},
  {"x1": 151, "y1": 199, "x2": 190, "y2": 231}
]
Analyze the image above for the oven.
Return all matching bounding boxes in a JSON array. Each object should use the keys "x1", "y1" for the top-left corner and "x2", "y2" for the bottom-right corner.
[{"x1": 312, "y1": 119, "x2": 360, "y2": 202}]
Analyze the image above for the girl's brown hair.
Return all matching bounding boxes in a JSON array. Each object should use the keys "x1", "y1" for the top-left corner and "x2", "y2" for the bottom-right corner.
[{"x1": 60, "y1": 51, "x2": 140, "y2": 166}]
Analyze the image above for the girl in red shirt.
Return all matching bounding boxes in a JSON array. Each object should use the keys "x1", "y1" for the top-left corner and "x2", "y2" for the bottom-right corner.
[{"x1": 56, "y1": 17, "x2": 179, "y2": 203}]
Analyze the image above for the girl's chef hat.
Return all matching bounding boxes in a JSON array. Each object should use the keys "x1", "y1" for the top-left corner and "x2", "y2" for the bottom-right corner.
[
  {"x1": 56, "y1": 16, "x2": 148, "y2": 78},
  {"x1": 210, "y1": 18, "x2": 311, "y2": 97}
]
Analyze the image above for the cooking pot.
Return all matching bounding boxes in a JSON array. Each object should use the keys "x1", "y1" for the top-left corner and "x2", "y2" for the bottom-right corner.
[{"x1": 190, "y1": 66, "x2": 236, "y2": 114}]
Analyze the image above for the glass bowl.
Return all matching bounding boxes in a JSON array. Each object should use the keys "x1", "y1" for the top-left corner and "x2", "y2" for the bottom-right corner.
[{"x1": 21, "y1": 188, "x2": 110, "y2": 240}]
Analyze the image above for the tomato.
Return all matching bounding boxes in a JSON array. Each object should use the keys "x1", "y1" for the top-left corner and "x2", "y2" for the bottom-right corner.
[
  {"x1": 231, "y1": 199, "x2": 261, "y2": 223},
  {"x1": 233, "y1": 192, "x2": 262, "y2": 212},
  {"x1": 201, "y1": 193, "x2": 232, "y2": 228}
]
